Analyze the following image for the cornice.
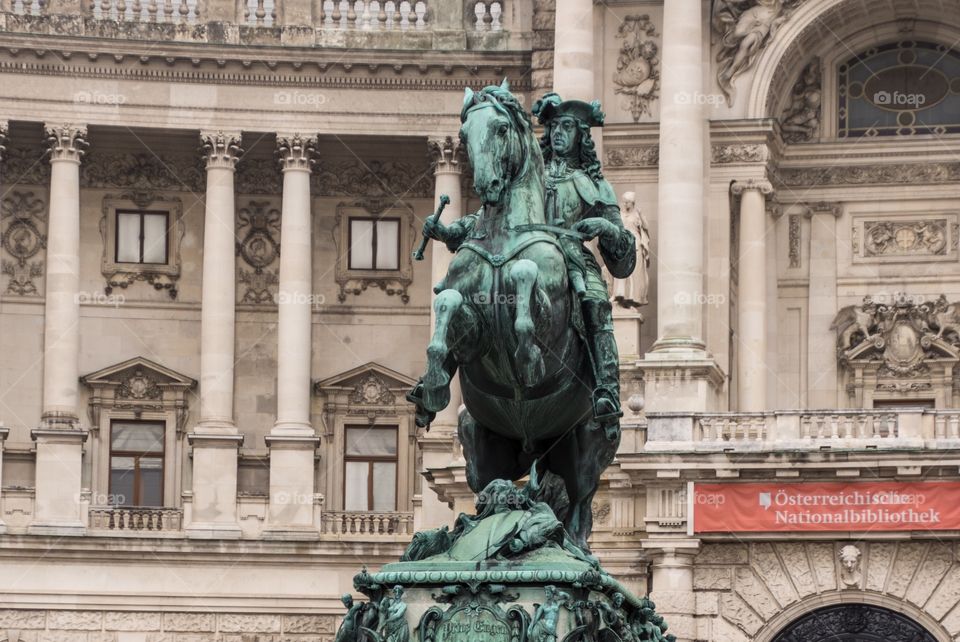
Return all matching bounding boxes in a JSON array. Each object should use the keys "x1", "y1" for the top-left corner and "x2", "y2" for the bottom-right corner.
[{"x1": 0, "y1": 33, "x2": 532, "y2": 91}]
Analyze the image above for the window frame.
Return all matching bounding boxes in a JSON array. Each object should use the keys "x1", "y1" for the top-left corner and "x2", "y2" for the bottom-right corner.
[
  {"x1": 108, "y1": 419, "x2": 166, "y2": 507},
  {"x1": 347, "y1": 216, "x2": 402, "y2": 271},
  {"x1": 114, "y1": 209, "x2": 170, "y2": 265},
  {"x1": 342, "y1": 425, "x2": 399, "y2": 512}
]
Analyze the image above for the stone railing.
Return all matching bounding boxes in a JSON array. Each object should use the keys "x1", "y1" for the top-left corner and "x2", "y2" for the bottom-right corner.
[
  {"x1": 87, "y1": 0, "x2": 200, "y2": 24},
  {"x1": 88, "y1": 506, "x2": 184, "y2": 533},
  {"x1": 642, "y1": 408, "x2": 960, "y2": 452},
  {"x1": 319, "y1": 511, "x2": 414, "y2": 538}
]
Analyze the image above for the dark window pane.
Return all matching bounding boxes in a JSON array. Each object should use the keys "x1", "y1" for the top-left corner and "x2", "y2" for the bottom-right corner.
[
  {"x1": 139, "y1": 457, "x2": 164, "y2": 506},
  {"x1": 110, "y1": 456, "x2": 136, "y2": 506},
  {"x1": 111, "y1": 422, "x2": 164, "y2": 453},
  {"x1": 345, "y1": 427, "x2": 397, "y2": 456}
]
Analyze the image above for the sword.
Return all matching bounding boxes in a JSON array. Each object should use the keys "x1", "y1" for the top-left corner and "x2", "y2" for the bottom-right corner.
[{"x1": 413, "y1": 194, "x2": 451, "y2": 261}]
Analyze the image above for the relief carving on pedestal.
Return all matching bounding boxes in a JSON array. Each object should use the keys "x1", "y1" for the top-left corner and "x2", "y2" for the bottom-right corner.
[
  {"x1": 0, "y1": 189, "x2": 46, "y2": 295},
  {"x1": 612, "y1": 14, "x2": 660, "y2": 122},
  {"x1": 236, "y1": 199, "x2": 281, "y2": 304}
]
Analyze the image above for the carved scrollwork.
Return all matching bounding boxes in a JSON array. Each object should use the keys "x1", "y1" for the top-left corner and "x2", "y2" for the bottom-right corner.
[
  {"x1": 82, "y1": 151, "x2": 204, "y2": 192},
  {"x1": 613, "y1": 15, "x2": 660, "y2": 122},
  {"x1": 236, "y1": 199, "x2": 281, "y2": 304},
  {"x1": 1, "y1": 189, "x2": 46, "y2": 295},
  {"x1": 314, "y1": 159, "x2": 433, "y2": 198},
  {"x1": 350, "y1": 373, "x2": 397, "y2": 405},
  {"x1": 603, "y1": 146, "x2": 659, "y2": 168}
]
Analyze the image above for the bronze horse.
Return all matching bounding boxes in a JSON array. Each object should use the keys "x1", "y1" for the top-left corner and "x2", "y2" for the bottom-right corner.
[{"x1": 410, "y1": 82, "x2": 617, "y2": 550}]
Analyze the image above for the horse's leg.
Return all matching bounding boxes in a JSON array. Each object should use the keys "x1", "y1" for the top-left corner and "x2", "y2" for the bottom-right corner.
[
  {"x1": 422, "y1": 289, "x2": 465, "y2": 413},
  {"x1": 459, "y1": 409, "x2": 529, "y2": 493},
  {"x1": 509, "y1": 259, "x2": 546, "y2": 387},
  {"x1": 546, "y1": 417, "x2": 618, "y2": 551}
]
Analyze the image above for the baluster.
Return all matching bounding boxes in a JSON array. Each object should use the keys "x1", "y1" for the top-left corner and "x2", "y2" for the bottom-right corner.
[
  {"x1": 270, "y1": 0, "x2": 276, "y2": 24},
  {"x1": 178, "y1": 0, "x2": 188, "y2": 20},
  {"x1": 346, "y1": 0, "x2": 357, "y2": 27},
  {"x1": 360, "y1": 0, "x2": 372, "y2": 29},
  {"x1": 323, "y1": 0, "x2": 334, "y2": 25},
  {"x1": 147, "y1": 0, "x2": 158, "y2": 21},
  {"x1": 255, "y1": 0, "x2": 266, "y2": 24},
  {"x1": 474, "y1": 0, "x2": 485, "y2": 30},
  {"x1": 490, "y1": 0, "x2": 501, "y2": 30},
  {"x1": 888, "y1": 414, "x2": 897, "y2": 438},
  {"x1": 373, "y1": 0, "x2": 385, "y2": 28},
  {"x1": 398, "y1": 0, "x2": 409, "y2": 28},
  {"x1": 336, "y1": 0, "x2": 347, "y2": 27},
  {"x1": 414, "y1": 0, "x2": 425, "y2": 27},
  {"x1": 165, "y1": 0, "x2": 175, "y2": 21},
  {"x1": 384, "y1": 0, "x2": 396, "y2": 27},
  {"x1": 117, "y1": 0, "x2": 128, "y2": 20},
  {"x1": 99, "y1": 0, "x2": 110, "y2": 20},
  {"x1": 842, "y1": 415, "x2": 853, "y2": 439}
]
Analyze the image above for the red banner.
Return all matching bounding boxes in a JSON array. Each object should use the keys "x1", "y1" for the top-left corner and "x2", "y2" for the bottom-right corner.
[{"x1": 693, "y1": 481, "x2": 960, "y2": 532}]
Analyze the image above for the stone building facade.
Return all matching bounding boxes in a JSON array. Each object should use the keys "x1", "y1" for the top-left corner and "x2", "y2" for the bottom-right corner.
[{"x1": 2, "y1": 0, "x2": 960, "y2": 641}]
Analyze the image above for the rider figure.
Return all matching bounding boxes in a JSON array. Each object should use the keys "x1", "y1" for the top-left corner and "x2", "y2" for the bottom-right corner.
[{"x1": 423, "y1": 92, "x2": 636, "y2": 428}]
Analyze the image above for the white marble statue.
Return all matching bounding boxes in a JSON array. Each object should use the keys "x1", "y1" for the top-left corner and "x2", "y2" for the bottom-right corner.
[{"x1": 610, "y1": 191, "x2": 650, "y2": 308}]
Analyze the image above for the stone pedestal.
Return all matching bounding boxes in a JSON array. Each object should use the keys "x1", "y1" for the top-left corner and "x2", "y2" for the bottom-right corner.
[
  {"x1": 28, "y1": 428, "x2": 88, "y2": 535},
  {"x1": 263, "y1": 434, "x2": 321, "y2": 540},
  {"x1": 639, "y1": 357, "x2": 725, "y2": 413},
  {"x1": 185, "y1": 433, "x2": 243, "y2": 539},
  {"x1": 612, "y1": 308, "x2": 643, "y2": 362}
]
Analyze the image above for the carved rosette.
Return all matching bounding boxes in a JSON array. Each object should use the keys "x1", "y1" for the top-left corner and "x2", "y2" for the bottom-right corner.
[
  {"x1": 200, "y1": 130, "x2": 243, "y2": 170},
  {"x1": 44, "y1": 124, "x2": 88, "y2": 163},
  {"x1": 277, "y1": 133, "x2": 317, "y2": 172},
  {"x1": 427, "y1": 135, "x2": 463, "y2": 175}
]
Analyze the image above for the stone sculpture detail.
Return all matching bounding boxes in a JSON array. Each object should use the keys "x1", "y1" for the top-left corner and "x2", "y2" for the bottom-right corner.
[
  {"x1": 780, "y1": 58, "x2": 821, "y2": 143},
  {"x1": 613, "y1": 15, "x2": 661, "y2": 121}
]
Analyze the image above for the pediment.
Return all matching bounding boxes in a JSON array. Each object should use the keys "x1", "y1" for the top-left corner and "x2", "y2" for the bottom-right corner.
[
  {"x1": 81, "y1": 356, "x2": 196, "y2": 391},
  {"x1": 314, "y1": 362, "x2": 417, "y2": 405}
]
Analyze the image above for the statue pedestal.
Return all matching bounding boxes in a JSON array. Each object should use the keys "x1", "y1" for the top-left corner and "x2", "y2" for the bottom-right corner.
[
  {"x1": 612, "y1": 307, "x2": 643, "y2": 362},
  {"x1": 348, "y1": 551, "x2": 674, "y2": 642}
]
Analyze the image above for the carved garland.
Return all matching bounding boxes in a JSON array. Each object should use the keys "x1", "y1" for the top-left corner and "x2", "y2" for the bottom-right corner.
[
  {"x1": 0, "y1": 189, "x2": 47, "y2": 296},
  {"x1": 613, "y1": 14, "x2": 661, "y2": 122},
  {"x1": 236, "y1": 199, "x2": 281, "y2": 304}
]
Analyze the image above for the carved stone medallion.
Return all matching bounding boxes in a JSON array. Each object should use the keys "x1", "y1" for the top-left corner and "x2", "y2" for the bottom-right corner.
[
  {"x1": 236, "y1": 199, "x2": 281, "y2": 304},
  {"x1": 0, "y1": 189, "x2": 46, "y2": 295}
]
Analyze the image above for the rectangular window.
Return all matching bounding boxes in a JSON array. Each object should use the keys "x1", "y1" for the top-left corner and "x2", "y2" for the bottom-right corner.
[
  {"x1": 115, "y1": 210, "x2": 169, "y2": 264},
  {"x1": 343, "y1": 426, "x2": 397, "y2": 511},
  {"x1": 109, "y1": 420, "x2": 165, "y2": 506},
  {"x1": 348, "y1": 217, "x2": 400, "y2": 270}
]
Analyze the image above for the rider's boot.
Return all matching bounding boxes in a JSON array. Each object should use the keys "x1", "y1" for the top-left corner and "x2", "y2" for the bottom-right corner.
[
  {"x1": 406, "y1": 380, "x2": 437, "y2": 428},
  {"x1": 583, "y1": 299, "x2": 622, "y2": 438}
]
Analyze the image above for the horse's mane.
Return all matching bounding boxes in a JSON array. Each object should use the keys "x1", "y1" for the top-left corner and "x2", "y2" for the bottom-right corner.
[{"x1": 461, "y1": 82, "x2": 544, "y2": 184}]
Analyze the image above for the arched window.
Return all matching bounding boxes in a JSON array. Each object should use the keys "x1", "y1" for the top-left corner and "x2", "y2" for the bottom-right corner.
[
  {"x1": 771, "y1": 604, "x2": 937, "y2": 642},
  {"x1": 839, "y1": 41, "x2": 960, "y2": 138}
]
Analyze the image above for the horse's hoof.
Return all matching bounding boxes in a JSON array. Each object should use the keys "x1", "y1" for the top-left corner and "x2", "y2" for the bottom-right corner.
[{"x1": 422, "y1": 385, "x2": 451, "y2": 413}]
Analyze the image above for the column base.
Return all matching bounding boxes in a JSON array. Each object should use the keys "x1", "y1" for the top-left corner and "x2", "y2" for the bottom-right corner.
[
  {"x1": 612, "y1": 308, "x2": 644, "y2": 362},
  {"x1": 30, "y1": 427, "x2": 88, "y2": 533},
  {"x1": 648, "y1": 337, "x2": 707, "y2": 357},
  {"x1": 638, "y1": 355, "x2": 725, "y2": 413},
  {"x1": 186, "y1": 432, "x2": 243, "y2": 538},
  {"x1": 265, "y1": 434, "x2": 320, "y2": 537}
]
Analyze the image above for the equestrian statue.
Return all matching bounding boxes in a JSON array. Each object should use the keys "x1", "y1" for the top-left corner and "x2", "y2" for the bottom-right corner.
[{"x1": 406, "y1": 81, "x2": 637, "y2": 552}]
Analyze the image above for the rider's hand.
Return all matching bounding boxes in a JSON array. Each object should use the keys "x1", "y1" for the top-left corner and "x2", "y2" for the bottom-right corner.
[
  {"x1": 423, "y1": 217, "x2": 448, "y2": 242},
  {"x1": 573, "y1": 217, "x2": 619, "y2": 244}
]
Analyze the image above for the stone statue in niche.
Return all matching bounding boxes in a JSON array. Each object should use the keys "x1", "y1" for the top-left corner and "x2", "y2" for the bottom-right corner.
[
  {"x1": 712, "y1": 0, "x2": 805, "y2": 105},
  {"x1": 781, "y1": 58, "x2": 822, "y2": 143},
  {"x1": 609, "y1": 191, "x2": 649, "y2": 308}
]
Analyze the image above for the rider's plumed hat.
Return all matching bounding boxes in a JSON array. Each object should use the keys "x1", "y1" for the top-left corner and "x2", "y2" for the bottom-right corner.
[{"x1": 532, "y1": 92, "x2": 606, "y2": 128}]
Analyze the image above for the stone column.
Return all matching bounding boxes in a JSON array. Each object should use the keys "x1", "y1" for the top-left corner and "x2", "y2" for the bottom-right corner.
[
  {"x1": 0, "y1": 425, "x2": 8, "y2": 533},
  {"x1": 651, "y1": 0, "x2": 706, "y2": 354},
  {"x1": 265, "y1": 134, "x2": 320, "y2": 539},
  {"x1": 552, "y1": 0, "x2": 593, "y2": 101},
  {"x1": 417, "y1": 135, "x2": 464, "y2": 531},
  {"x1": 806, "y1": 202, "x2": 842, "y2": 408},
  {"x1": 30, "y1": 125, "x2": 89, "y2": 535},
  {"x1": 187, "y1": 131, "x2": 244, "y2": 539},
  {"x1": 732, "y1": 180, "x2": 773, "y2": 412},
  {"x1": 643, "y1": 543, "x2": 700, "y2": 642}
]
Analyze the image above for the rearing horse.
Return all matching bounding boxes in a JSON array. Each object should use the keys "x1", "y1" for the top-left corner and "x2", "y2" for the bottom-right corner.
[{"x1": 412, "y1": 82, "x2": 617, "y2": 550}]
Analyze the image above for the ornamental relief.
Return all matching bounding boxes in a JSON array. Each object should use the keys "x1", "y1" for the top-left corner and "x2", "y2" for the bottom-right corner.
[
  {"x1": 2, "y1": 145, "x2": 51, "y2": 186},
  {"x1": 313, "y1": 158, "x2": 433, "y2": 199},
  {"x1": 778, "y1": 163, "x2": 960, "y2": 187},
  {"x1": 0, "y1": 189, "x2": 46, "y2": 296},
  {"x1": 851, "y1": 215, "x2": 957, "y2": 263},
  {"x1": 603, "y1": 145, "x2": 659, "y2": 168},
  {"x1": 82, "y1": 151, "x2": 204, "y2": 192},
  {"x1": 236, "y1": 199, "x2": 281, "y2": 305},
  {"x1": 612, "y1": 14, "x2": 660, "y2": 122}
]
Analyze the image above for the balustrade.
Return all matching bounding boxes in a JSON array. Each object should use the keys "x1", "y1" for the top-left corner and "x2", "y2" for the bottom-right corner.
[
  {"x1": 88, "y1": 506, "x2": 184, "y2": 532},
  {"x1": 320, "y1": 511, "x2": 414, "y2": 537},
  {"x1": 88, "y1": 0, "x2": 199, "y2": 23}
]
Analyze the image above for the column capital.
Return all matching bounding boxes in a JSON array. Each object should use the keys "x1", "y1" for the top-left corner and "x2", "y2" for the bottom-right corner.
[
  {"x1": 803, "y1": 201, "x2": 842, "y2": 218},
  {"x1": 428, "y1": 135, "x2": 464, "y2": 174},
  {"x1": 276, "y1": 133, "x2": 317, "y2": 172},
  {"x1": 641, "y1": 538, "x2": 701, "y2": 564},
  {"x1": 730, "y1": 178, "x2": 774, "y2": 197},
  {"x1": 44, "y1": 124, "x2": 88, "y2": 163},
  {"x1": 200, "y1": 130, "x2": 243, "y2": 170}
]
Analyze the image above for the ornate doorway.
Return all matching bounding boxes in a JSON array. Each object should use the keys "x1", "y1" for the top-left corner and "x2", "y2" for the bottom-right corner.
[{"x1": 771, "y1": 604, "x2": 937, "y2": 642}]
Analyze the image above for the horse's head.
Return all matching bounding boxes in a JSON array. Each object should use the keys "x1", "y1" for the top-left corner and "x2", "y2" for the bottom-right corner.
[{"x1": 459, "y1": 79, "x2": 536, "y2": 206}]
